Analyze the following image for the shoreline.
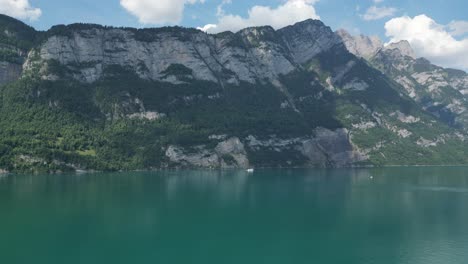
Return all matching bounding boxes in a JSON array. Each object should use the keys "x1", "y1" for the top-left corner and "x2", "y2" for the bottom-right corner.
[{"x1": 4, "y1": 164, "x2": 468, "y2": 176}]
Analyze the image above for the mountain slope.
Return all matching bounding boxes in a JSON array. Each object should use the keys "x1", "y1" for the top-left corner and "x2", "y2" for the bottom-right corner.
[
  {"x1": 337, "y1": 30, "x2": 468, "y2": 130},
  {"x1": 0, "y1": 16, "x2": 467, "y2": 173}
]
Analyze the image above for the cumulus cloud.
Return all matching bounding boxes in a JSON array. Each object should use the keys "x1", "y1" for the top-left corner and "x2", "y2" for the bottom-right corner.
[
  {"x1": 362, "y1": 6, "x2": 397, "y2": 21},
  {"x1": 0, "y1": 0, "x2": 42, "y2": 21},
  {"x1": 120, "y1": 0, "x2": 205, "y2": 25},
  {"x1": 385, "y1": 15, "x2": 468, "y2": 70},
  {"x1": 197, "y1": 0, "x2": 320, "y2": 34}
]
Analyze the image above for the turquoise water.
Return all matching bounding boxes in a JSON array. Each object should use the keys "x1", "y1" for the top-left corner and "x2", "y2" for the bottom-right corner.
[{"x1": 1, "y1": 167, "x2": 468, "y2": 263}]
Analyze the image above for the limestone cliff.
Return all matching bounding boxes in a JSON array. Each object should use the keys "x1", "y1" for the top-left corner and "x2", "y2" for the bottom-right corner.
[{"x1": 26, "y1": 20, "x2": 340, "y2": 88}]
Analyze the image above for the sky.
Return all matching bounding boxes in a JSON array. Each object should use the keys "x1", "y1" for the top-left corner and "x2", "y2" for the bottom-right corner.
[{"x1": 1, "y1": 0, "x2": 468, "y2": 70}]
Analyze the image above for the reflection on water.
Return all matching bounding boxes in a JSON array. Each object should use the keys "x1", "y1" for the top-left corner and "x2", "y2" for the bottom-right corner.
[{"x1": 1, "y1": 167, "x2": 468, "y2": 264}]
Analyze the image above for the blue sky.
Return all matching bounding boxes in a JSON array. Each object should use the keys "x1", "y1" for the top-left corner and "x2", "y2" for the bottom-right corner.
[
  {"x1": 1, "y1": 0, "x2": 468, "y2": 69},
  {"x1": 17, "y1": 0, "x2": 466, "y2": 38}
]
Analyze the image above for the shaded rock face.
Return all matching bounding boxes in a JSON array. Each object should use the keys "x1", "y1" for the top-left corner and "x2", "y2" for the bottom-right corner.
[
  {"x1": 165, "y1": 137, "x2": 249, "y2": 168},
  {"x1": 300, "y1": 128, "x2": 367, "y2": 167},
  {"x1": 0, "y1": 61, "x2": 22, "y2": 85},
  {"x1": 0, "y1": 15, "x2": 35, "y2": 86},
  {"x1": 165, "y1": 128, "x2": 365, "y2": 169},
  {"x1": 246, "y1": 128, "x2": 367, "y2": 168}
]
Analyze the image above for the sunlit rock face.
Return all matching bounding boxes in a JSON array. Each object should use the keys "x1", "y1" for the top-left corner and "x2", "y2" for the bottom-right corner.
[{"x1": 336, "y1": 29, "x2": 382, "y2": 59}]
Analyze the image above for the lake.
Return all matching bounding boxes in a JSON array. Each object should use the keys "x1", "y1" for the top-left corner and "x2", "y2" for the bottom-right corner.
[{"x1": 1, "y1": 167, "x2": 468, "y2": 263}]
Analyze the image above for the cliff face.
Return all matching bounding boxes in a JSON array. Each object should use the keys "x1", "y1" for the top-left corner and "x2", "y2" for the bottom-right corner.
[
  {"x1": 0, "y1": 16, "x2": 467, "y2": 172},
  {"x1": 29, "y1": 20, "x2": 340, "y2": 87}
]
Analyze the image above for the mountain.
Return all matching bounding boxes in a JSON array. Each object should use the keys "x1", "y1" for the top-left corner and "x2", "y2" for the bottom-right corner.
[
  {"x1": 0, "y1": 15, "x2": 467, "y2": 173},
  {"x1": 336, "y1": 29, "x2": 468, "y2": 130}
]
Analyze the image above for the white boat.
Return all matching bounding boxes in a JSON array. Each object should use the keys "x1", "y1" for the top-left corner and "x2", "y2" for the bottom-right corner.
[{"x1": 246, "y1": 168, "x2": 254, "y2": 173}]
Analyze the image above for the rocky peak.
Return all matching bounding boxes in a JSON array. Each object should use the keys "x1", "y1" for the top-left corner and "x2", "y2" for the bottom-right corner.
[
  {"x1": 278, "y1": 19, "x2": 342, "y2": 64},
  {"x1": 336, "y1": 29, "x2": 383, "y2": 59},
  {"x1": 384, "y1": 40, "x2": 416, "y2": 59},
  {"x1": 336, "y1": 29, "x2": 417, "y2": 61},
  {"x1": 282, "y1": 19, "x2": 328, "y2": 32}
]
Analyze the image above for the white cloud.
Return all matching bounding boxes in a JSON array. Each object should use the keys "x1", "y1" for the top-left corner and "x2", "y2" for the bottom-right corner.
[
  {"x1": 373, "y1": 0, "x2": 384, "y2": 3},
  {"x1": 120, "y1": 0, "x2": 205, "y2": 25},
  {"x1": 385, "y1": 14, "x2": 468, "y2": 70},
  {"x1": 197, "y1": 24, "x2": 217, "y2": 32},
  {"x1": 0, "y1": 0, "x2": 41, "y2": 21},
  {"x1": 362, "y1": 6, "x2": 397, "y2": 21},
  {"x1": 198, "y1": 0, "x2": 320, "y2": 34},
  {"x1": 448, "y1": 20, "x2": 468, "y2": 36}
]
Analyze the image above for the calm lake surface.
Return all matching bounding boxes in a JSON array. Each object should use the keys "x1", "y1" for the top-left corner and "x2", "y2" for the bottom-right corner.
[{"x1": 1, "y1": 167, "x2": 468, "y2": 264}]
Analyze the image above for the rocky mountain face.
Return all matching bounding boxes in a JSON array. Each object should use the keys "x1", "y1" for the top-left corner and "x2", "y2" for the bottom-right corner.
[
  {"x1": 373, "y1": 49, "x2": 468, "y2": 129},
  {"x1": 31, "y1": 20, "x2": 341, "y2": 88},
  {"x1": 0, "y1": 15, "x2": 467, "y2": 173},
  {"x1": 336, "y1": 29, "x2": 468, "y2": 130}
]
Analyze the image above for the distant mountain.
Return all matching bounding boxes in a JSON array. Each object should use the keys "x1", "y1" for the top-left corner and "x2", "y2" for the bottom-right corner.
[
  {"x1": 0, "y1": 14, "x2": 467, "y2": 173},
  {"x1": 336, "y1": 29, "x2": 468, "y2": 130},
  {"x1": 335, "y1": 30, "x2": 383, "y2": 59}
]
